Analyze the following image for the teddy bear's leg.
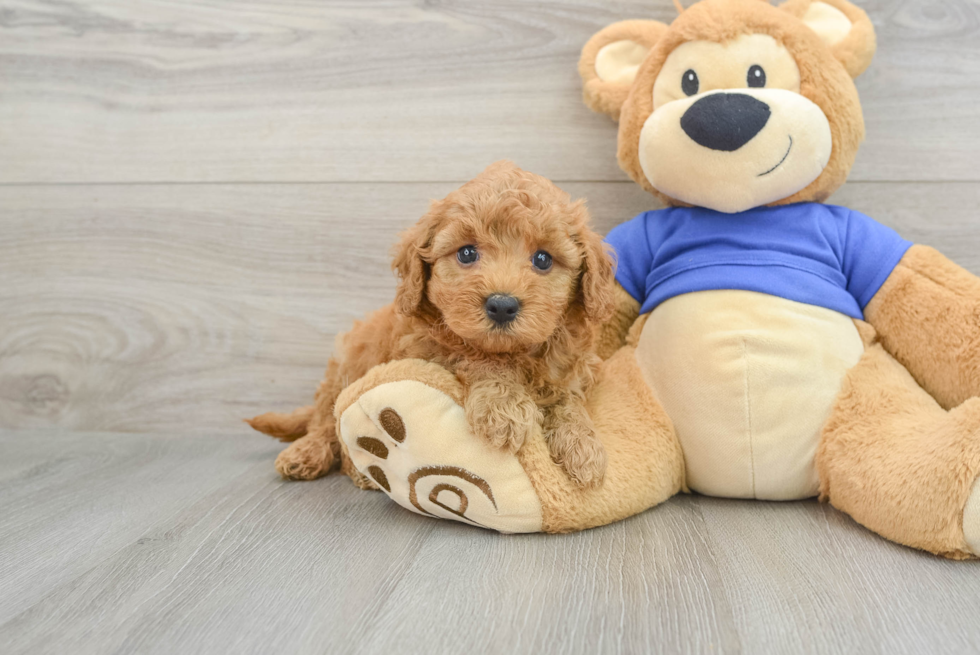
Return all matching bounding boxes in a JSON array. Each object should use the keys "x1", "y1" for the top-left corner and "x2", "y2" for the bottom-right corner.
[
  {"x1": 333, "y1": 349, "x2": 685, "y2": 533},
  {"x1": 817, "y1": 322, "x2": 980, "y2": 559},
  {"x1": 518, "y1": 344, "x2": 686, "y2": 532}
]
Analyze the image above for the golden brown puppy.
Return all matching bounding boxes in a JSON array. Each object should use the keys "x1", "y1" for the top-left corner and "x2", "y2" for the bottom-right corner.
[{"x1": 249, "y1": 161, "x2": 615, "y2": 488}]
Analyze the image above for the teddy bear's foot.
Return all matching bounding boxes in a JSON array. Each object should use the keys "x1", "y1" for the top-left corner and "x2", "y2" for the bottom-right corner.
[
  {"x1": 331, "y1": 349, "x2": 686, "y2": 534},
  {"x1": 965, "y1": 476, "x2": 980, "y2": 556},
  {"x1": 334, "y1": 360, "x2": 544, "y2": 533}
]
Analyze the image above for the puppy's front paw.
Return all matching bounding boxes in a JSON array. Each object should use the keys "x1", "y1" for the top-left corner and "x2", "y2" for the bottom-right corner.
[
  {"x1": 465, "y1": 382, "x2": 540, "y2": 453},
  {"x1": 275, "y1": 436, "x2": 335, "y2": 480},
  {"x1": 546, "y1": 421, "x2": 607, "y2": 489}
]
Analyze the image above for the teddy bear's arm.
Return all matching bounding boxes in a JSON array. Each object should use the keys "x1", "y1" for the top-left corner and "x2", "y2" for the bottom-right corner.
[
  {"x1": 864, "y1": 244, "x2": 980, "y2": 409},
  {"x1": 595, "y1": 282, "x2": 641, "y2": 360}
]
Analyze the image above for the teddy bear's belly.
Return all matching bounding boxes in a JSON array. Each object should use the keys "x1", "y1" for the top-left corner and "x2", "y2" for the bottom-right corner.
[{"x1": 635, "y1": 290, "x2": 865, "y2": 500}]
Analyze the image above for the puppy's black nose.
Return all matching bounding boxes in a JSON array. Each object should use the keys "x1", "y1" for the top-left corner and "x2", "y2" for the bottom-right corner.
[
  {"x1": 681, "y1": 93, "x2": 771, "y2": 152},
  {"x1": 485, "y1": 294, "x2": 520, "y2": 326}
]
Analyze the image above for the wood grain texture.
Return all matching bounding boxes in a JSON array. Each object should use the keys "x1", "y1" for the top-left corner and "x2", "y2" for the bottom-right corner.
[
  {"x1": 4, "y1": 0, "x2": 980, "y2": 652},
  {"x1": 1, "y1": 0, "x2": 979, "y2": 183},
  {"x1": 2, "y1": 430, "x2": 980, "y2": 655}
]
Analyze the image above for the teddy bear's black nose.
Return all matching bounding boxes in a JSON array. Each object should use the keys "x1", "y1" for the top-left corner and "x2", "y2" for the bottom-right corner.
[
  {"x1": 485, "y1": 294, "x2": 520, "y2": 326},
  {"x1": 681, "y1": 93, "x2": 771, "y2": 152}
]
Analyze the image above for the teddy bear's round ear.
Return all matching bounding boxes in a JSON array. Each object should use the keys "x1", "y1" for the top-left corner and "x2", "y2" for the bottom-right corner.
[
  {"x1": 579, "y1": 20, "x2": 670, "y2": 121},
  {"x1": 781, "y1": 0, "x2": 877, "y2": 78}
]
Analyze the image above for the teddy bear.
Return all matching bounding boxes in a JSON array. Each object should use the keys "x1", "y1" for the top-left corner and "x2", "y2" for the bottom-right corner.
[{"x1": 312, "y1": 0, "x2": 980, "y2": 559}]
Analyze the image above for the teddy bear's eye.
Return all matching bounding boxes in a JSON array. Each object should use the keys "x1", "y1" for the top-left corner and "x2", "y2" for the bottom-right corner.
[
  {"x1": 457, "y1": 245, "x2": 479, "y2": 265},
  {"x1": 682, "y1": 69, "x2": 700, "y2": 96},
  {"x1": 531, "y1": 250, "x2": 553, "y2": 272},
  {"x1": 747, "y1": 65, "x2": 766, "y2": 88}
]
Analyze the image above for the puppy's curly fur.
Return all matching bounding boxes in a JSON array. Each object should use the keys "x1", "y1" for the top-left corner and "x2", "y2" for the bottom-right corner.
[{"x1": 248, "y1": 161, "x2": 615, "y2": 487}]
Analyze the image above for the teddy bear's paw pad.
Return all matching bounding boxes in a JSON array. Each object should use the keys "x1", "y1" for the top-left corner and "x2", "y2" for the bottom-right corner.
[
  {"x1": 339, "y1": 379, "x2": 543, "y2": 533},
  {"x1": 964, "y1": 474, "x2": 980, "y2": 556}
]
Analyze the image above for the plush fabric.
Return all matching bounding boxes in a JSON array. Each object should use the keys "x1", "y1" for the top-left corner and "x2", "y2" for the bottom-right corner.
[
  {"x1": 606, "y1": 203, "x2": 911, "y2": 318},
  {"x1": 580, "y1": 20, "x2": 670, "y2": 120},
  {"x1": 817, "y1": 322, "x2": 980, "y2": 560},
  {"x1": 780, "y1": 0, "x2": 877, "y2": 78},
  {"x1": 595, "y1": 283, "x2": 641, "y2": 360},
  {"x1": 965, "y1": 477, "x2": 980, "y2": 556},
  {"x1": 799, "y1": 1, "x2": 852, "y2": 48},
  {"x1": 639, "y1": 69, "x2": 832, "y2": 212},
  {"x1": 864, "y1": 245, "x2": 980, "y2": 410},
  {"x1": 636, "y1": 290, "x2": 863, "y2": 499},
  {"x1": 610, "y1": 0, "x2": 870, "y2": 211},
  {"x1": 518, "y1": 346, "x2": 686, "y2": 532},
  {"x1": 595, "y1": 40, "x2": 651, "y2": 86}
]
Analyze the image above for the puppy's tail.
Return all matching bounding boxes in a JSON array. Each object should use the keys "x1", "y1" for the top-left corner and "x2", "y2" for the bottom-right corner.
[{"x1": 245, "y1": 405, "x2": 314, "y2": 442}]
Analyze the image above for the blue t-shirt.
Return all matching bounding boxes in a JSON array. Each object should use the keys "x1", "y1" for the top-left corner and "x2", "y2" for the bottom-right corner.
[{"x1": 604, "y1": 203, "x2": 912, "y2": 320}]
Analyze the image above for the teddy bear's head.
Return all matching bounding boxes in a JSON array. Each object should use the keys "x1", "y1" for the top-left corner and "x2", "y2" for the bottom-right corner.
[{"x1": 579, "y1": 0, "x2": 876, "y2": 213}]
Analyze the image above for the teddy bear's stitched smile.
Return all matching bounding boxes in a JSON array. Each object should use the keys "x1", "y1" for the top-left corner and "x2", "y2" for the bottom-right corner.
[{"x1": 759, "y1": 136, "x2": 794, "y2": 177}]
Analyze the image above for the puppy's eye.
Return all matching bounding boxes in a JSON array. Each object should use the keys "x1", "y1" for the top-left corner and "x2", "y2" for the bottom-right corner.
[
  {"x1": 747, "y1": 65, "x2": 766, "y2": 88},
  {"x1": 457, "y1": 245, "x2": 478, "y2": 265},
  {"x1": 682, "y1": 69, "x2": 699, "y2": 96},
  {"x1": 531, "y1": 250, "x2": 553, "y2": 272}
]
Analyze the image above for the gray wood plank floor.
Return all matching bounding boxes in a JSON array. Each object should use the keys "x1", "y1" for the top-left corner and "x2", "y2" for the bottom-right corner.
[{"x1": 2, "y1": 0, "x2": 980, "y2": 653}]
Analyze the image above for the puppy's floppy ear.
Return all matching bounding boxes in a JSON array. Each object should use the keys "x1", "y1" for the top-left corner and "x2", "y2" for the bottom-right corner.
[
  {"x1": 781, "y1": 0, "x2": 877, "y2": 78},
  {"x1": 575, "y1": 223, "x2": 616, "y2": 323},
  {"x1": 579, "y1": 20, "x2": 670, "y2": 121},
  {"x1": 391, "y1": 205, "x2": 442, "y2": 317}
]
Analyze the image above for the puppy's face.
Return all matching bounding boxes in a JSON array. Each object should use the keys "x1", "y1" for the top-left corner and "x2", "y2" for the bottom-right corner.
[
  {"x1": 392, "y1": 163, "x2": 614, "y2": 354},
  {"x1": 425, "y1": 209, "x2": 581, "y2": 353}
]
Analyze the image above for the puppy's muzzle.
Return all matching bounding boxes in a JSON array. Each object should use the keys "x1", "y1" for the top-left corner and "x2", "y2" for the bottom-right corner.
[{"x1": 485, "y1": 294, "x2": 520, "y2": 326}]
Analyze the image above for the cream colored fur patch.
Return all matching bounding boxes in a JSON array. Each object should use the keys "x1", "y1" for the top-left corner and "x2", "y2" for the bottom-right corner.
[
  {"x1": 803, "y1": 2, "x2": 853, "y2": 47},
  {"x1": 635, "y1": 290, "x2": 864, "y2": 500},
  {"x1": 339, "y1": 379, "x2": 543, "y2": 533},
  {"x1": 964, "y1": 474, "x2": 980, "y2": 556},
  {"x1": 596, "y1": 40, "x2": 649, "y2": 85}
]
